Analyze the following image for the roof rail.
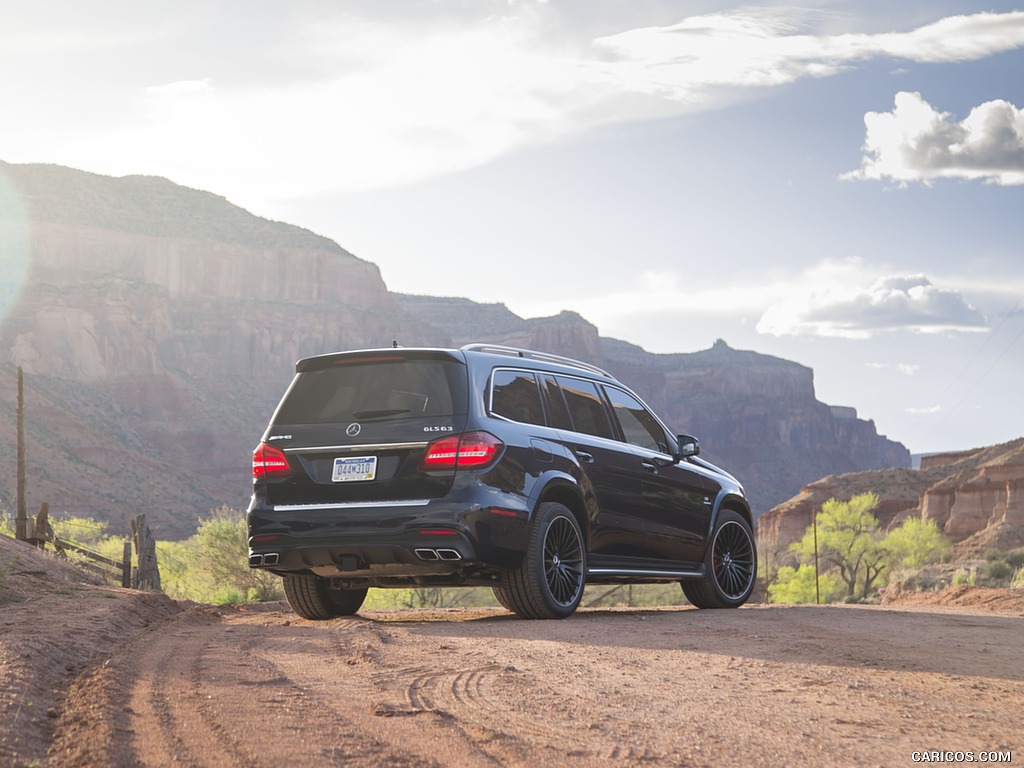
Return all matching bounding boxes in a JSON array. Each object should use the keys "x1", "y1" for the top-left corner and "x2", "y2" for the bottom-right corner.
[{"x1": 461, "y1": 344, "x2": 613, "y2": 378}]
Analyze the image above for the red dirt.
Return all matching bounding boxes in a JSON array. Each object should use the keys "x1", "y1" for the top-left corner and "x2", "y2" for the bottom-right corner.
[{"x1": 2, "y1": 534, "x2": 1022, "y2": 767}]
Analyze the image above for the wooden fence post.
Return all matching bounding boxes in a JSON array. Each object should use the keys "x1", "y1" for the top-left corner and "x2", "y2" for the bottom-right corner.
[
  {"x1": 131, "y1": 513, "x2": 161, "y2": 591},
  {"x1": 122, "y1": 541, "x2": 133, "y2": 588},
  {"x1": 15, "y1": 366, "x2": 27, "y2": 541}
]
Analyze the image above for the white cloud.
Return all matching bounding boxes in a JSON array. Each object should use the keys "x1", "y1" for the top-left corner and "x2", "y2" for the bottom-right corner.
[
  {"x1": 589, "y1": 10, "x2": 1024, "y2": 103},
  {"x1": 906, "y1": 405, "x2": 942, "y2": 415},
  {"x1": 866, "y1": 362, "x2": 919, "y2": 376},
  {"x1": 144, "y1": 79, "x2": 213, "y2": 97},
  {"x1": 506, "y1": 268, "x2": 793, "y2": 327},
  {"x1": 6, "y1": 7, "x2": 1024, "y2": 207},
  {"x1": 510, "y1": 260, "x2": 994, "y2": 343},
  {"x1": 842, "y1": 92, "x2": 1024, "y2": 185},
  {"x1": 757, "y1": 273, "x2": 988, "y2": 338}
]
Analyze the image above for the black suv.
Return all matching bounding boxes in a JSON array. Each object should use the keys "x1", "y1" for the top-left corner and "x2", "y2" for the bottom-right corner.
[{"x1": 248, "y1": 344, "x2": 756, "y2": 619}]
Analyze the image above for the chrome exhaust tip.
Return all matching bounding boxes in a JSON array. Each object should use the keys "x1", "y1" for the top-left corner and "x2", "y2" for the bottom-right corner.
[
  {"x1": 415, "y1": 548, "x2": 440, "y2": 561},
  {"x1": 249, "y1": 553, "x2": 264, "y2": 567},
  {"x1": 263, "y1": 553, "x2": 280, "y2": 566},
  {"x1": 436, "y1": 549, "x2": 462, "y2": 561}
]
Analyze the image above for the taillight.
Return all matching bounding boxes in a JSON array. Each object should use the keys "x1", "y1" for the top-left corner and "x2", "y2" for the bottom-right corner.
[
  {"x1": 252, "y1": 443, "x2": 293, "y2": 480},
  {"x1": 420, "y1": 432, "x2": 503, "y2": 470}
]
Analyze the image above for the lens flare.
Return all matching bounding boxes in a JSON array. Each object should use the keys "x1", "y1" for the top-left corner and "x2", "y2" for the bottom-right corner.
[{"x1": 0, "y1": 168, "x2": 32, "y2": 327}]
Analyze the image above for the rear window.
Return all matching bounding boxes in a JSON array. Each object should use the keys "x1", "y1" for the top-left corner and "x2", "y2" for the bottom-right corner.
[
  {"x1": 490, "y1": 369, "x2": 544, "y2": 425},
  {"x1": 272, "y1": 359, "x2": 467, "y2": 425}
]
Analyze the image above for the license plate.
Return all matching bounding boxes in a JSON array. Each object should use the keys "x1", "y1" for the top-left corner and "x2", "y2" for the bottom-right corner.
[{"x1": 332, "y1": 456, "x2": 377, "y2": 482}]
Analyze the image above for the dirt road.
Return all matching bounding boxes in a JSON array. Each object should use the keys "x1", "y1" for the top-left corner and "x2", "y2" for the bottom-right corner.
[
  {"x1": 44, "y1": 597, "x2": 1024, "y2": 767},
  {"x1": 1, "y1": 533, "x2": 1021, "y2": 767}
]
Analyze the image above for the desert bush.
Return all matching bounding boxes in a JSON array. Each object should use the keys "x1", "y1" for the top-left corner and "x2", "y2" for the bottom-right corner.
[
  {"x1": 983, "y1": 559, "x2": 1013, "y2": 582},
  {"x1": 154, "y1": 507, "x2": 283, "y2": 604},
  {"x1": 1012, "y1": 567, "x2": 1024, "y2": 590},
  {"x1": 951, "y1": 567, "x2": 976, "y2": 586},
  {"x1": 1004, "y1": 547, "x2": 1024, "y2": 570},
  {"x1": 889, "y1": 569, "x2": 944, "y2": 592},
  {"x1": 191, "y1": 506, "x2": 283, "y2": 603}
]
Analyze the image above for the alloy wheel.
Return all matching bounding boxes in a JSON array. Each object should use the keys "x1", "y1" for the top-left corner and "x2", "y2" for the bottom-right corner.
[
  {"x1": 712, "y1": 520, "x2": 755, "y2": 600},
  {"x1": 543, "y1": 516, "x2": 584, "y2": 607}
]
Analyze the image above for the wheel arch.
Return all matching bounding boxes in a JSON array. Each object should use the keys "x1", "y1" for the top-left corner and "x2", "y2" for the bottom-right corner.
[
  {"x1": 533, "y1": 476, "x2": 589, "y2": 549},
  {"x1": 712, "y1": 493, "x2": 754, "y2": 535}
]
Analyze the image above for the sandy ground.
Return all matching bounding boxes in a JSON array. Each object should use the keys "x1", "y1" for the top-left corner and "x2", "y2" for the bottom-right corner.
[{"x1": 2, "y1": 535, "x2": 1022, "y2": 767}]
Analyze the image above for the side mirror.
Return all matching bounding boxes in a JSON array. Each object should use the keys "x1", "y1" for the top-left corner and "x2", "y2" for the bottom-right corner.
[{"x1": 676, "y1": 434, "x2": 700, "y2": 458}]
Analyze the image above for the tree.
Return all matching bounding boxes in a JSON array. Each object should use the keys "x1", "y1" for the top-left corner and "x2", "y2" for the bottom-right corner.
[
  {"x1": 883, "y1": 517, "x2": 950, "y2": 570},
  {"x1": 767, "y1": 564, "x2": 838, "y2": 604},
  {"x1": 789, "y1": 493, "x2": 887, "y2": 600}
]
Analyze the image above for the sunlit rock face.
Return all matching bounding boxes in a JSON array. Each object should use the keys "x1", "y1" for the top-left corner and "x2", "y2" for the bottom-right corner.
[
  {"x1": 759, "y1": 439, "x2": 1024, "y2": 561},
  {"x1": 1, "y1": 161, "x2": 911, "y2": 537}
]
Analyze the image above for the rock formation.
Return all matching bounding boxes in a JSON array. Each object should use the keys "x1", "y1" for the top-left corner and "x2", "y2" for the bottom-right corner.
[
  {"x1": 1, "y1": 161, "x2": 910, "y2": 538},
  {"x1": 758, "y1": 438, "x2": 1024, "y2": 562}
]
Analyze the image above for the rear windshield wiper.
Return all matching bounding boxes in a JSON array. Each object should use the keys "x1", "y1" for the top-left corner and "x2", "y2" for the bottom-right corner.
[{"x1": 351, "y1": 408, "x2": 412, "y2": 420}]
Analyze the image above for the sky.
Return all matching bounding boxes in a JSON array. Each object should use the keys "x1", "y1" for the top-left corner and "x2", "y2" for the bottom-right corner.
[{"x1": 1, "y1": 0, "x2": 1023, "y2": 455}]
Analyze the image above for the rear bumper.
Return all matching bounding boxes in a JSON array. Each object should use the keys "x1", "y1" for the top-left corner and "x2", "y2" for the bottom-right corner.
[{"x1": 246, "y1": 491, "x2": 531, "y2": 579}]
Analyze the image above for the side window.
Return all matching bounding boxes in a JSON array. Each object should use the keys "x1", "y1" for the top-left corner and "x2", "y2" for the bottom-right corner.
[
  {"x1": 542, "y1": 376, "x2": 574, "y2": 431},
  {"x1": 554, "y1": 376, "x2": 614, "y2": 440},
  {"x1": 605, "y1": 387, "x2": 671, "y2": 454},
  {"x1": 490, "y1": 370, "x2": 544, "y2": 425}
]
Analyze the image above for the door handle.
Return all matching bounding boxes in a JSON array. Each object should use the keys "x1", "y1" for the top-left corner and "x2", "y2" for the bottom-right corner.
[
  {"x1": 641, "y1": 461, "x2": 658, "y2": 473},
  {"x1": 575, "y1": 451, "x2": 594, "y2": 464}
]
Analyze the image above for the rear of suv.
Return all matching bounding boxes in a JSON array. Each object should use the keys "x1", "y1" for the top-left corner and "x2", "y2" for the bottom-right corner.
[{"x1": 248, "y1": 344, "x2": 756, "y2": 619}]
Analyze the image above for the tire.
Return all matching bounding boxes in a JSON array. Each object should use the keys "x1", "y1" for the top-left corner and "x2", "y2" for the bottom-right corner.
[
  {"x1": 283, "y1": 574, "x2": 368, "y2": 620},
  {"x1": 681, "y1": 510, "x2": 756, "y2": 609},
  {"x1": 491, "y1": 585, "x2": 516, "y2": 612},
  {"x1": 503, "y1": 502, "x2": 586, "y2": 619}
]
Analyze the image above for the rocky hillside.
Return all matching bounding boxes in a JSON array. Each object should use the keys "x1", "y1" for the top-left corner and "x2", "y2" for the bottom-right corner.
[
  {"x1": 396, "y1": 296, "x2": 910, "y2": 519},
  {"x1": 1, "y1": 161, "x2": 908, "y2": 538},
  {"x1": 758, "y1": 438, "x2": 1024, "y2": 561}
]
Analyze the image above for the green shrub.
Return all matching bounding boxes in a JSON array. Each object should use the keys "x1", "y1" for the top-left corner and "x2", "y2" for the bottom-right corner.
[
  {"x1": 951, "y1": 567, "x2": 976, "y2": 586},
  {"x1": 890, "y1": 570, "x2": 943, "y2": 592},
  {"x1": 1004, "y1": 547, "x2": 1024, "y2": 570},
  {"x1": 984, "y1": 559, "x2": 1013, "y2": 582},
  {"x1": 1012, "y1": 567, "x2": 1024, "y2": 590}
]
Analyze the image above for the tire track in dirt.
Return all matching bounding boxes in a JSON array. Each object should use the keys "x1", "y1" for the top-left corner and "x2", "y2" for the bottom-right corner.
[
  {"x1": 118, "y1": 608, "x2": 435, "y2": 768},
  {"x1": 265, "y1": 623, "x2": 518, "y2": 767},
  {"x1": 392, "y1": 663, "x2": 583, "y2": 748},
  {"x1": 125, "y1": 611, "x2": 252, "y2": 767}
]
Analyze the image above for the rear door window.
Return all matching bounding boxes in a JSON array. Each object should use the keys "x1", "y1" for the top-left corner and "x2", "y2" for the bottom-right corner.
[
  {"x1": 273, "y1": 359, "x2": 467, "y2": 425},
  {"x1": 553, "y1": 376, "x2": 614, "y2": 440}
]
